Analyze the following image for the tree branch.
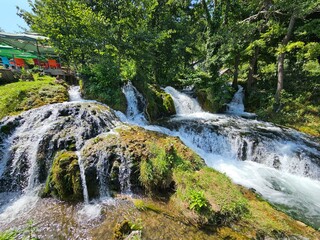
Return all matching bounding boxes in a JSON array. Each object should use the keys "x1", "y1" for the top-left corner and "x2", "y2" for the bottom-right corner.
[{"x1": 239, "y1": 10, "x2": 287, "y2": 23}]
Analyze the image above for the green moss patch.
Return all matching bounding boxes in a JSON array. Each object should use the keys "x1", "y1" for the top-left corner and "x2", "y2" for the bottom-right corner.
[
  {"x1": 42, "y1": 150, "x2": 83, "y2": 202},
  {"x1": 0, "y1": 77, "x2": 68, "y2": 119}
]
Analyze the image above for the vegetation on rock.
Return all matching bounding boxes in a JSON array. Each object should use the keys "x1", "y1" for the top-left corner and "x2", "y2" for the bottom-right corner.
[
  {"x1": 42, "y1": 151, "x2": 83, "y2": 202},
  {"x1": 0, "y1": 76, "x2": 68, "y2": 119},
  {"x1": 80, "y1": 126, "x2": 320, "y2": 238},
  {"x1": 132, "y1": 81, "x2": 176, "y2": 122}
]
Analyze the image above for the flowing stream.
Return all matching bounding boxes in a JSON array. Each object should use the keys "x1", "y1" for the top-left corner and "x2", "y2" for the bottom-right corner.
[{"x1": 153, "y1": 86, "x2": 320, "y2": 228}]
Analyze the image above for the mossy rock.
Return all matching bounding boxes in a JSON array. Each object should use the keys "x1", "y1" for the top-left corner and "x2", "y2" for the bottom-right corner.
[
  {"x1": 113, "y1": 220, "x2": 132, "y2": 240},
  {"x1": 81, "y1": 126, "x2": 204, "y2": 197},
  {"x1": 42, "y1": 150, "x2": 83, "y2": 202},
  {"x1": 131, "y1": 80, "x2": 176, "y2": 121},
  {"x1": 196, "y1": 88, "x2": 225, "y2": 113}
]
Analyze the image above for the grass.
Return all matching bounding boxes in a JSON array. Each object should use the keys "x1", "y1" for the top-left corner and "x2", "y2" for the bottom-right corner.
[
  {"x1": 0, "y1": 75, "x2": 68, "y2": 119},
  {"x1": 173, "y1": 167, "x2": 249, "y2": 227}
]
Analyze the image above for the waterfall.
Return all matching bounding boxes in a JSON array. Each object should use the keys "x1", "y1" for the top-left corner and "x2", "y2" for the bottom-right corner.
[
  {"x1": 119, "y1": 156, "x2": 132, "y2": 194},
  {"x1": 97, "y1": 153, "x2": 110, "y2": 198},
  {"x1": 148, "y1": 86, "x2": 320, "y2": 228},
  {"x1": 76, "y1": 151, "x2": 89, "y2": 203},
  {"x1": 68, "y1": 86, "x2": 83, "y2": 102},
  {"x1": 122, "y1": 81, "x2": 148, "y2": 125},
  {"x1": 1, "y1": 83, "x2": 320, "y2": 230},
  {"x1": 226, "y1": 85, "x2": 256, "y2": 118},
  {"x1": 164, "y1": 86, "x2": 203, "y2": 115},
  {"x1": 0, "y1": 102, "x2": 120, "y2": 198},
  {"x1": 227, "y1": 85, "x2": 245, "y2": 113}
]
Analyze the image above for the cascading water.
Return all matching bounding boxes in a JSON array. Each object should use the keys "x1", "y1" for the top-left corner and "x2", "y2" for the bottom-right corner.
[
  {"x1": 164, "y1": 86, "x2": 202, "y2": 115},
  {"x1": 148, "y1": 86, "x2": 320, "y2": 228},
  {"x1": 226, "y1": 85, "x2": 256, "y2": 118},
  {"x1": 227, "y1": 85, "x2": 245, "y2": 114},
  {"x1": 76, "y1": 151, "x2": 90, "y2": 203},
  {"x1": 69, "y1": 86, "x2": 83, "y2": 102},
  {"x1": 1, "y1": 82, "x2": 320, "y2": 235},
  {"x1": 0, "y1": 96, "x2": 121, "y2": 229},
  {"x1": 121, "y1": 81, "x2": 148, "y2": 125}
]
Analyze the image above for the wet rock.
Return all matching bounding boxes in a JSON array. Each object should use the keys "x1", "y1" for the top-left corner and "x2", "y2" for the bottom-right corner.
[{"x1": 0, "y1": 102, "x2": 120, "y2": 193}]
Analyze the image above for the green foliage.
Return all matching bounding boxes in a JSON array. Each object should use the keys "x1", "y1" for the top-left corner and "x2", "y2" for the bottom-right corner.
[
  {"x1": 81, "y1": 56, "x2": 126, "y2": 112},
  {"x1": 139, "y1": 139, "x2": 203, "y2": 195},
  {"x1": 19, "y1": 0, "x2": 320, "y2": 137},
  {"x1": 0, "y1": 220, "x2": 39, "y2": 240},
  {"x1": 0, "y1": 230, "x2": 18, "y2": 240},
  {"x1": 139, "y1": 144, "x2": 175, "y2": 193}
]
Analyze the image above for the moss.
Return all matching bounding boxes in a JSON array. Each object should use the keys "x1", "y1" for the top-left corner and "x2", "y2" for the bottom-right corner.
[
  {"x1": 0, "y1": 229, "x2": 18, "y2": 240},
  {"x1": 0, "y1": 78, "x2": 68, "y2": 119},
  {"x1": 42, "y1": 150, "x2": 83, "y2": 202},
  {"x1": 132, "y1": 81, "x2": 175, "y2": 121},
  {"x1": 112, "y1": 219, "x2": 143, "y2": 240}
]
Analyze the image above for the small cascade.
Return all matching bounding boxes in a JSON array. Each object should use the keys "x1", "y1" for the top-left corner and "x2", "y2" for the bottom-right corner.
[
  {"x1": 119, "y1": 156, "x2": 132, "y2": 194},
  {"x1": 226, "y1": 85, "x2": 256, "y2": 118},
  {"x1": 68, "y1": 86, "x2": 83, "y2": 102},
  {"x1": 76, "y1": 151, "x2": 89, "y2": 203},
  {"x1": 122, "y1": 81, "x2": 148, "y2": 125},
  {"x1": 227, "y1": 85, "x2": 245, "y2": 113},
  {"x1": 97, "y1": 154, "x2": 110, "y2": 198},
  {"x1": 164, "y1": 86, "x2": 203, "y2": 115},
  {"x1": 159, "y1": 86, "x2": 320, "y2": 228}
]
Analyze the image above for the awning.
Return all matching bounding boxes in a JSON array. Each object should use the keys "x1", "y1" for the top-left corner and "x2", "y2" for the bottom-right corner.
[
  {"x1": 0, "y1": 45, "x2": 38, "y2": 59},
  {"x1": 0, "y1": 32, "x2": 56, "y2": 56}
]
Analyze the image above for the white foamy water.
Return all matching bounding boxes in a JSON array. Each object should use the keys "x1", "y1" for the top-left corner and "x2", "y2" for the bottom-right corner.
[
  {"x1": 226, "y1": 85, "x2": 256, "y2": 118},
  {"x1": 122, "y1": 81, "x2": 148, "y2": 125},
  {"x1": 69, "y1": 86, "x2": 83, "y2": 102},
  {"x1": 164, "y1": 86, "x2": 203, "y2": 115},
  {"x1": 1, "y1": 82, "x2": 319, "y2": 232},
  {"x1": 0, "y1": 188, "x2": 39, "y2": 225}
]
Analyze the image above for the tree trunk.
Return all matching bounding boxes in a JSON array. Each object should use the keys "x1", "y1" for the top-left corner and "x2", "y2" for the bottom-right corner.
[
  {"x1": 201, "y1": 0, "x2": 214, "y2": 33},
  {"x1": 232, "y1": 54, "x2": 240, "y2": 89},
  {"x1": 275, "y1": 15, "x2": 296, "y2": 106},
  {"x1": 247, "y1": 46, "x2": 259, "y2": 93},
  {"x1": 224, "y1": 0, "x2": 230, "y2": 25}
]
